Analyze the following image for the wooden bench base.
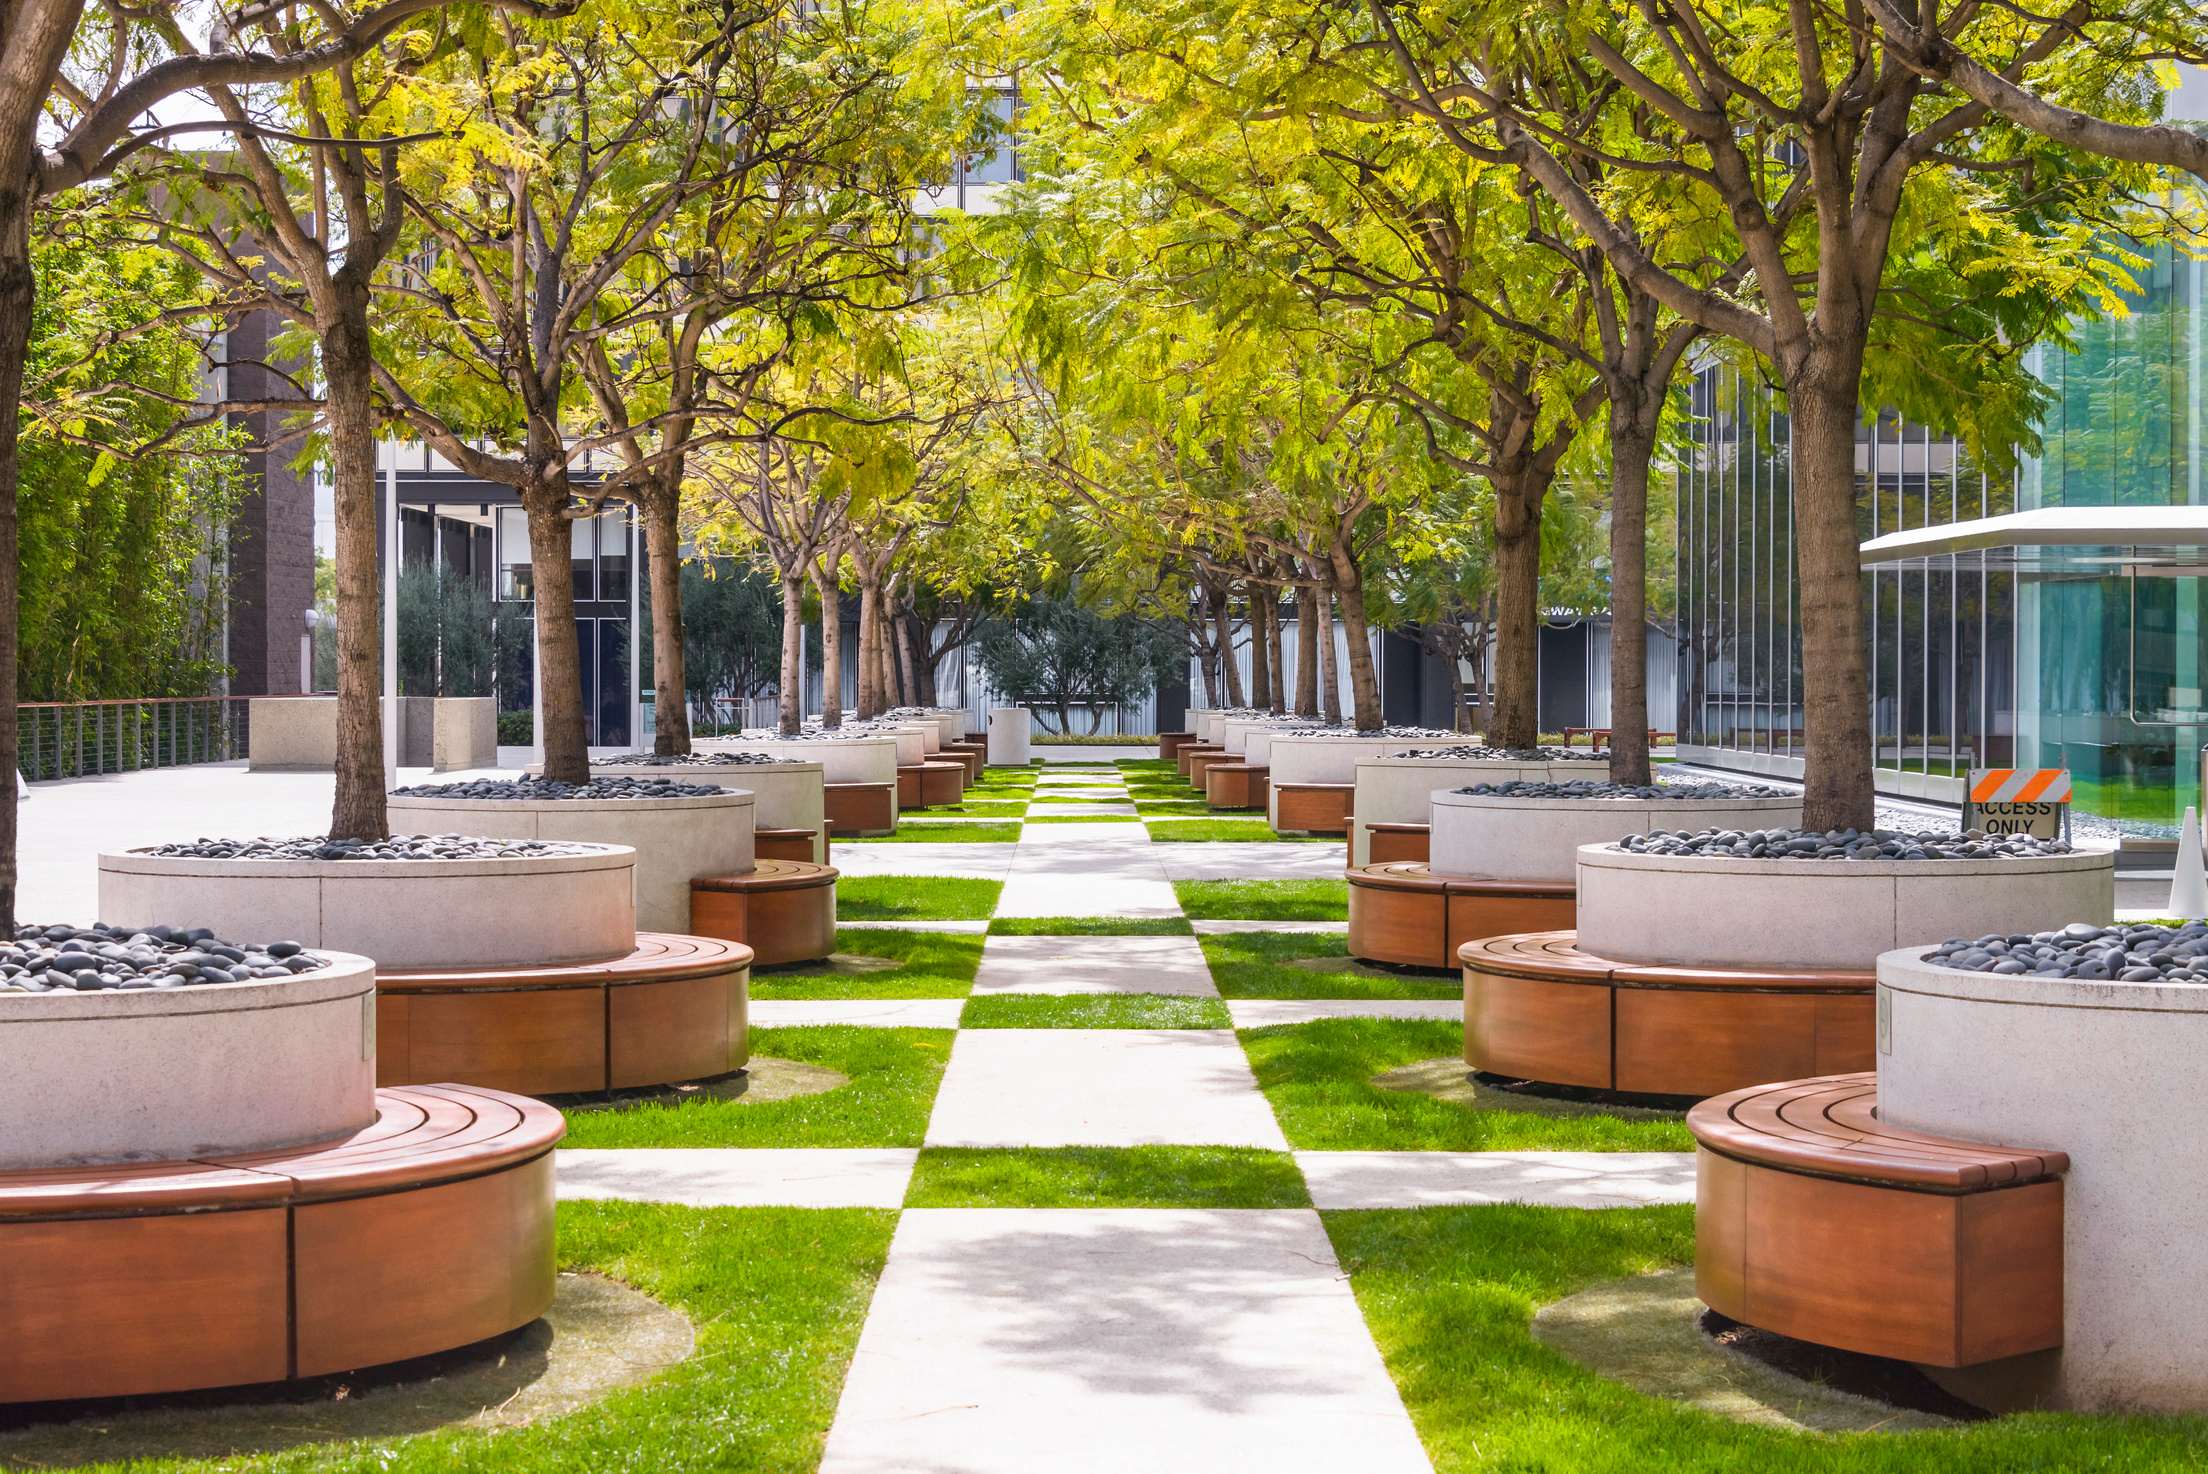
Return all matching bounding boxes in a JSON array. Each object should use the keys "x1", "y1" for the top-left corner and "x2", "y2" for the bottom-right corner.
[
  {"x1": 1158, "y1": 732, "x2": 1195, "y2": 761},
  {"x1": 1459, "y1": 930, "x2": 1876, "y2": 1098},
  {"x1": 898, "y1": 761, "x2": 965, "y2": 808},
  {"x1": 824, "y1": 780, "x2": 896, "y2": 836},
  {"x1": 689, "y1": 858, "x2": 840, "y2": 966},
  {"x1": 1274, "y1": 781, "x2": 1354, "y2": 834},
  {"x1": 1692, "y1": 1074, "x2": 2065, "y2": 1367},
  {"x1": 1347, "y1": 862, "x2": 1574, "y2": 968},
  {"x1": 1184, "y1": 749, "x2": 1236, "y2": 787},
  {"x1": 755, "y1": 826, "x2": 826, "y2": 863},
  {"x1": 0, "y1": 1084, "x2": 561, "y2": 1403},
  {"x1": 939, "y1": 746, "x2": 982, "y2": 786},
  {"x1": 1366, "y1": 822, "x2": 1430, "y2": 864},
  {"x1": 1178, "y1": 744, "x2": 1226, "y2": 779},
  {"x1": 1205, "y1": 762, "x2": 1269, "y2": 809},
  {"x1": 377, "y1": 933, "x2": 753, "y2": 1095}
]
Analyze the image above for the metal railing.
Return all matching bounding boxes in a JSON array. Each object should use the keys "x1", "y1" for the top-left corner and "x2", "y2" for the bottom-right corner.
[{"x1": 18, "y1": 696, "x2": 260, "y2": 781}]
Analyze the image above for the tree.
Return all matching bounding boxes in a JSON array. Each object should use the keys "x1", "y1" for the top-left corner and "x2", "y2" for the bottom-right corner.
[
  {"x1": 679, "y1": 557, "x2": 783, "y2": 727},
  {"x1": 969, "y1": 597, "x2": 1184, "y2": 735}
]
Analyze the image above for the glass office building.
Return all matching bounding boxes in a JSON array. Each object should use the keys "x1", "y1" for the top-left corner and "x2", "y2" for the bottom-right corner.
[{"x1": 1678, "y1": 238, "x2": 2208, "y2": 834}]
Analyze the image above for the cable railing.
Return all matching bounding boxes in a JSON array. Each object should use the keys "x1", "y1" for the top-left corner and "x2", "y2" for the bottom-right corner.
[{"x1": 18, "y1": 696, "x2": 263, "y2": 782}]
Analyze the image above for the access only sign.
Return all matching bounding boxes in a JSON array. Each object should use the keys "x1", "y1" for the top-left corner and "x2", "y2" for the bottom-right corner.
[{"x1": 1965, "y1": 769, "x2": 2072, "y2": 839}]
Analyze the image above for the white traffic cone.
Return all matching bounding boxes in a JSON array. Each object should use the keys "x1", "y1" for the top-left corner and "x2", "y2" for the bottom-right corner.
[{"x1": 2171, "y1": 806, "x2": 2208, "y2": 920}]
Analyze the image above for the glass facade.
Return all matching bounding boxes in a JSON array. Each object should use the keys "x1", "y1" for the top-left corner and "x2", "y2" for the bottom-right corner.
[{"x1": 1679, "y1": 245, "x2": 2208, "y2": 834}]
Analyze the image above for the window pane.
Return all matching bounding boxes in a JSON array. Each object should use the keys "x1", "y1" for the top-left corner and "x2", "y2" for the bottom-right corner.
[
  {"x1": 497, "y1": 508, "x2": 532, "y2": 600},
  {"x1": 597, "y1": 509, "x2": 630, "y2": 602},
  {"x1": 572, "y1": 514, "x2": 594, "y2": 602}
]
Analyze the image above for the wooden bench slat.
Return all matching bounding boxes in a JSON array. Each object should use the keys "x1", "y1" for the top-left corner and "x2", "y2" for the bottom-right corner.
[
  {"x1": 381, "y1": 930, "x2": 752, "y2": 990},
  {"x1": 1690, "y1": 1074, "x2": 2067, "y2": 1191}
]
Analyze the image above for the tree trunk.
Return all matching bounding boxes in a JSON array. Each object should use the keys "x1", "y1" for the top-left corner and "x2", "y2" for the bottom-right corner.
[
  {"x1": 1606, "y1": 415, "x2": 1658, "y2": 784},
  {"x1": 1490, "y1": 469, "x2": 1545, "y2": 749},
  {"x1": 527, "y1": 496, "x2": 591, "y2": 781},
  {"x1": 1196, "y1": 621, "x2": 1219, "y2": 706},
  {"x1": 894, "y1": 605, "x2": 918, "y2": 708},
  {"x1": 1441, "y1": 630, "x2": 1469, "y2": 732},
  {"x1": 1790, "y1": 365, "x2": 1876, "y2": 832},
  {"x1": 0, "y1": 184, "x2": 26, "y2": 924},
  {"x1": 777, "y1": 571, "x2": 805, "y2": 734},
  {"x1": 814, "y1": 565, "x2": 842, "y2": 726},
  {"x1": 643, "y1": 489, "x2": 691, "y2": 756},
  {"x1": 854, "y1": 579, "x2": 879, "y2": 719},
  {"x1": 323, "y1": 302, "x2": 389, "y2": 836},
  {"x1": 1265, "y1": 590, "x2": 1286, "y2": 710},
  {"x1": 1294, "y1": 585, "x2": 1319, "y2": 716},
  {"x1": 1216, "y1": 589, "x2": 1244, "y2": 707},
  {"x1": 1247, "y1": 587, "x2": 1272, "y2": 715},
  {"x1": 1318, "y1": 590, "x2": 1341, "y2": 724},
  {"x1": 1329, "y1": 540, "x2": 1382, "y2": 729}
]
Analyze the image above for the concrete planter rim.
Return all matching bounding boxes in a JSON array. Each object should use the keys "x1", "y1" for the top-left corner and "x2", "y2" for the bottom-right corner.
[
  {"x1": 101, "y1": 845, "x2": 636, "y2": 878},
  {"x1": 1877, "y1": 945, "x2": 2208, "y2": 1010},
  {"x1": 0, "y1": 950, "x2": 374, "y2": 1019},
  {"x1": 1575, "y1": 841, "x2": 2111, "y2": 877},
  {"x1": 387, "y1": 793, "x2": 752, "y2": 813},
  {"x1": 1437, "y1": 791, "x2": 1801, "y2": 811}
]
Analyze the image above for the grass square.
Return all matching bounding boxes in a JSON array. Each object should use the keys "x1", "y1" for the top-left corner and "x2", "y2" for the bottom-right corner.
[
  {"x1": 749, "y1": 927, "x2": 981, "y2": 999},
  {"x1": 985, "y1": 916, "x2": 1194, "y2": 935},
  {"x1": 958, "y1": 994, "x2": 1230, "y2": 1028},
  {"x1": 905, "y1": 1146, "x2": 1309, "y2": 1208},
  {"x1": 837, "y1": 875, "x2": 1002, "y2": 921},
  {"x1": 1242, "y1": 1018, "x2": 1691, "y2": 1151},
  {"x1": 1146, "y1": 819, "x2": 1332, "y2": 842},
  {"x1": 1175, "y1": 878, "x2": 1349, "y2": 921},
  {"x1": 867, "y1": 821, "x2": 1023, "y2": 842},
  {"x1": 1200, "y1": 932, "x2": 1456, "y2": 999},
  {"x1": 556, "y1": 1025, "x2": 953, "y2": 1147}
]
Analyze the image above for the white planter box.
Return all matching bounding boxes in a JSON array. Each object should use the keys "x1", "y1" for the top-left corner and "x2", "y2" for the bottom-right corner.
[
  {"x1": 988, "y1": 707, "x2": 1032, "y2": 765},
  {"x1": 892, "y1": 709, "x2": 969, "y2": 743},
  {"x1": 389, "y1": 791, "x2": 754, "y2": 934},
  {"x1": 1265, "y1": 736, "x2": 1466, "y2": 827},
  {"x1": 0, "y1": 953, "x2": 377, "y2": 1170},
  {"x1": 1219, "y1": 717, "x2": 1299, "y2": 756},
  {"x1": 1179, "y1": 708, "x2": 1216, "y2": 735},
  {"x1": 1879, "y1": 948, "x2": 2208, "y2": 1411},
  {"x1": 99, "y1": 847, "x2": 638, "y2": 969},
  {"x1": 251, "y1": 696, "x2": 496, "y2": 772},
  {"x1": 1575, "y1": 845, "x2": 2115, "y2": 970},
  {"x1": 1427, "y1": 789, "x2": 1803, "y2": 882},
  {"x1": 713, "y1": 734, "x2": 900, "y2": 784},
  {"x1": 1350, "y1": 757, "x2": 1614, "y2": 866}
]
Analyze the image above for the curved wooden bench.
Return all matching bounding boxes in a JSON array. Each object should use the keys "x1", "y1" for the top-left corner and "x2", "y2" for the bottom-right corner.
[
  {"x1": 690, "y1": 858, "x2": 839, "y2": 967},
  {"x1": 1178, "y1": 744, "x2": 1226, "y2": 779},
  {"x1": 1274, "y1": 781, "x2": 1354, "y2": 834},
  {"x1": 0, "y1": 1084, "x2": 561, "y2": 1402},
  {"x1": 1459, "y1": 930, "x2": 1875, "y2": 1097},
  {"x1": 756, "y1": 825, "x2": 824, "y2": 863},
  {"x1": 378, "y1": 932, "x2": 753, "y2": 1095},
  {"x1": 1690, "y1": 1073, "x2": 2065, "y2": 1366},
  {"x1": 1158, "y1": 732, "x2": 1196, "y2": 761},
  {"x1": 1205, "y1": 762, "x2": 1269, "y2": 810},
  {"x1": 1347, "y1": 862, "x2": 1574, "y2": 968},
  {"x1": 897, "y1": 761, "x2": 965, "y2": 808},
  {"x1": 1366, "y1": 821, "x2": 1430, "y2": 865},
  {"x1": 1185, "y1": 749, "x2": 1237, "y2": 787},
  {"x1": 940, "y1": 747, "x2": 982, "y2": 787},
  {"x1": 824, "y1": 779, "x2": 896, "y2": 836}
]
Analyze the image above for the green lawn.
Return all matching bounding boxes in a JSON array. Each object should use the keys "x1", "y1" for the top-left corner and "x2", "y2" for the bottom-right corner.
[
  {"x1": 749, "y1": 928, "x2": 982, "y2": 999},
  {"x1": 1327, "y1": 1204, "x2": 2198, "y2": 1470},
  {"x1": 906, "y1": 1147, "x2": 1308, "y2": 1207},
  {"x1": 1134, "y1": 800, "x2": 1213, "y2": 817},
  {"x1": 1114, "y1": 759, "x2": 1180, "y2": 773},
  {"x1": 985, "y1": 916, "x2": 1194, "y2": 935},
  {"x1": 1147, "y1": 819, "x2": 1332, "y2": 842},
  {"x1": 1243, "y1": 1018, "x2": 1692, "y2": 1151},
  {"x1": 865, "y1": 821, "x2": 1023, "y2": 842},
  {"x1": 908, "y1": 799, "x2": 1027, "y2": 816},
  {"x1": 556, "y1": 1026, "x2": 952, "y2": 1147},
  {"x1": 1201, "y1": 932, "x2": 1457, "y2": 1000},
  {"x1": 836, "y1": 875, "x2": 1003, "y2": 921},
  {"x1": 1175, "y1": 878, "x2": 1348, "y2": 921},
  {"x1": 1021, "y1": 814, "x2": 1146, "y2": 824},
  {"x1": 958, "y1": 994, "x2": 1231, "y2": 1028}
]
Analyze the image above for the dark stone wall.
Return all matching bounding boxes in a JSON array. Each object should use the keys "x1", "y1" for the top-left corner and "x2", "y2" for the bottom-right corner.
[{"x1": 223, "y1": 311, "x2": 315, "y2": 694}]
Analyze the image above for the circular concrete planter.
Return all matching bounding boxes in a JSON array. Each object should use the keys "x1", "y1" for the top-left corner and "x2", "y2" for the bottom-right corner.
[
  {"x1": 556, "y1": 760, "x2": 826, "y2": 861},
  {"x1": 99, "y1": 846, "x2": 637, "y2": 969},
  {"x1": 0, "y1": 952, "x2": 377, "y2": 1170},
  {"x1": 844, "y1": 721, "x2": 935, "y2": 756},
  {"x1": 891, "y1": 708, "x2": 969, "y2": 743},
  {"x1": 1265, "y1": 735, "x2": 1467, "y2": 827},
  {"x1": 714, "y1": 734, "x2": 900, "y2": 784},
  {"x1": 1429, "y1": 789, "x2": 1803, "y2": 883},
  {"x1": 1878, "y1": 949, "x2": 2208, "y2": 1411},
  {"x1": 1196, "y1": 709, "x2": 1266, "y2": 743},
  {"x1": 988, "y1": 707, "x2": 1032, "y2": 764},
  {"x1": 1350, "y1": 755, "x2": 1615, "y2": 867},
  {"x1": 1220, "y1": 717, "x2": 1301, "y2": 756},
  {"x1": 388, "y1": 791, "x2": 753, "y2": 934},
  {"x1": 1575, "y1": 845, "x2": 2115, "y2": 970}
]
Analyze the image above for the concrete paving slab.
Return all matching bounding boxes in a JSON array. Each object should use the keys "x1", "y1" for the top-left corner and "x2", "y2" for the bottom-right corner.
[
  {"x1": 1190, "y1": 920, "x2": 1349, "y2": 935},
  {"x1": 750, "y1": 1000, "x2": 969, "y2": 1029},
  {"x1": 831, "y1": 843, "x2": 1019, "y2": 878},
  {"x1": 974, "y1": 935, "x2": 1217, "y2": 996},
  {"x1": 819, "y1": 1208, "x2": 1432, "y2": 1474},
  {"x1": 925, "y1": 1031, "x2": 1289, "y2": 1148},
  {"x1": 1295, "y1": 1151, "x2": 1696, "y2": 1210},
  {"x1": 835, "y1": 919, "x2": 992, "y2": 934},
  {"x1": 995, "y1": 842, "x2": 1183, "y2": 918},
  {"x1": 1011, "y1": 821, "x2": 1151, "y2": 842},
  {"x1": 1154, "y1": 843, "x2": 1348, "y2": 879},
  {"x1": 557, "y1": 1148, "x2": 919, "y2": 1208},
  {"x1": 1227, "y1": 1000, "x2": 1460, "y2": 1026},
  {"x1": 1023, "y1": 804, "x2": 1139, "y2": 817}
]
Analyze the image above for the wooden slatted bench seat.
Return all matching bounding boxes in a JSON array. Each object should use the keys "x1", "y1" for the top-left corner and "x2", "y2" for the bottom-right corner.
[
  {"x1": 898, "y1": 761, "x2": 965, "y2": 808},
  {"x1": 939, "y1": 746, "x2": 982, "y2": 786},
  {"x1": 1205, "y1": 762, "x2": 1269, "y2": 810},
  {"x1": 1178, "y1": 744, "x2": 1227, "y2": 779},
  {"x1": 1184, "y1": 748, "x2": 1237, "y2": 787},
  {"x1": 1366, "y1": 821, "x2": 1430, "y2": 864},
  {"x1": 1273, "y1": 781, "x2": 1355, "y2": 834},
  {"x1": 755, "y1": 825, "x2": 823, "y2": 862},
  {"x1": 1158, "y1": 731, "x2": 1196, "y2": 761},
  {"x1": 1691, "y1": 1073, "x2": 2066, "y2": 1367},
  {"x1": 1459, "y1": 930, "x2": 1874, "y2": 1098},
  {"x1": 0, "y1": 1084, "x2": 561, "y2": 1402},
  {"x1": 377, "y1": 932, "x2": 753, "y2": 1095},
  {"x1": 1347, "y1": 862, "x2": 1573, "y2": 967},
  {"x1": 824, "y1": 779, "x2": 896, "y2": 835},
  {"x1": 690, "y1": 858, "x2": 839, "y2": 966}
]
